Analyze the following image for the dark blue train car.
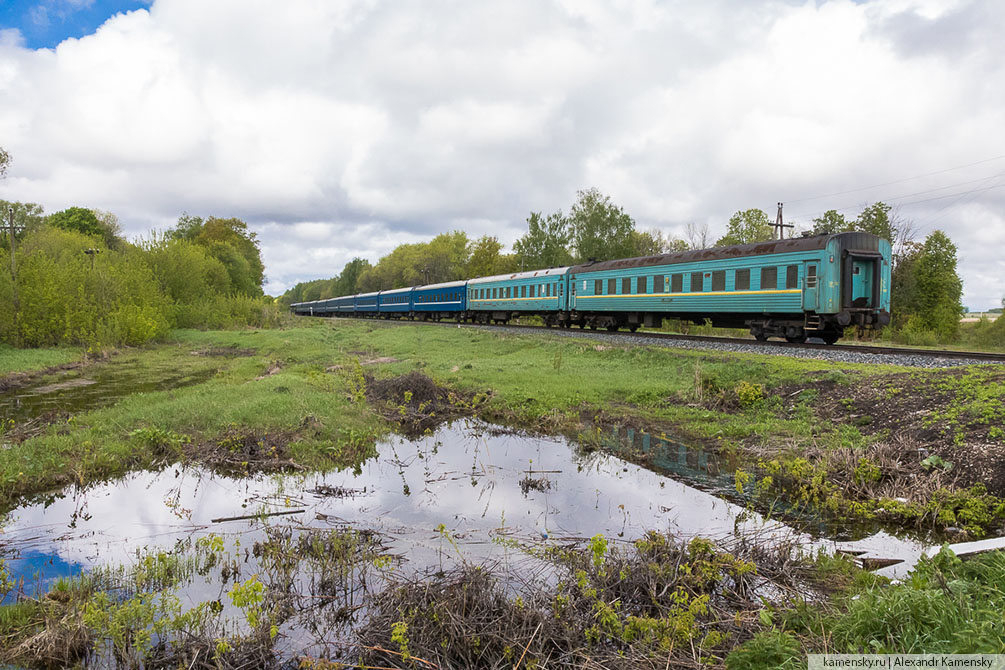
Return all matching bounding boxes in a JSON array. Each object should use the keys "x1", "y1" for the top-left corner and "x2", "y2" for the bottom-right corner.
[
  {"x1": 379, "y1": 287, "x2": 414, "y2": 318},
  {"x1": 354, "y1": 291, "x2": 380, "y2": 314},
  {"x1": 412, "y1": 280, "x2": 467, "y2": 320},
  {"x1": 334, "y1": 295, "x2": 354, "y2": 315}
]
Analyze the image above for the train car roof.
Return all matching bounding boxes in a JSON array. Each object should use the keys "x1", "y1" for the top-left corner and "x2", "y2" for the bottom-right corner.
[
  {"x1": 569, "y1": 232, "x2": 884, "y2": 274},
  {"x1": 380, "y1": 286, "x2": 414, "y2": 295},
  {"x1": 467, "y1": 266, "x2": 571, "y2": 285},
  {"x1": 414, "y1": 280, "x2": 467, "y2": 290},
  {"x1": 355, "y1": 291, "x2": 380, "y2": 298}
]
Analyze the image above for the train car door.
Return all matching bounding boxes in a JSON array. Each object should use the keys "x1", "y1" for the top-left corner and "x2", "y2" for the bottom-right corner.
[
  {"x1": 802, "y1": 262, "x2": 819, "y2": 312},
  {"x1": 567, "y1": 275, "x2": 576, "y2": 310},
  {"x1": 850, "y1": 258, "x2": 874, "y2": 307}
]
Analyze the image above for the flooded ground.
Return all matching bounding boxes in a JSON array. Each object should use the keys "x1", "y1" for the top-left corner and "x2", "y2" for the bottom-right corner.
[
  {"x1": 0, "y1": 358, "x2": 217, "y2": 427},
  {"x1": 2, "y1": 420, "x2": 931, "y2": 607}
]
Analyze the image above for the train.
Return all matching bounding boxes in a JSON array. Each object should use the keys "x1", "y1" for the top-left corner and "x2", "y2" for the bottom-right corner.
[{"x1": 291, "y1": 231, "x2": 891, "y2": 344}]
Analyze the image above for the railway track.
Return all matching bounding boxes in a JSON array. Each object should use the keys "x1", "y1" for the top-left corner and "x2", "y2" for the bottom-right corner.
[{"x1": 310, "y1": 315, "x2": 1005, "y2": 364}]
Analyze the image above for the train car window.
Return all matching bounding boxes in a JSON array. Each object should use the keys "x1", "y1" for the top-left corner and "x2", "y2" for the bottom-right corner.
[
  {"x1": 637, "y1": 276, "x2": 647, "y2": 294},
  {"x1": 670, "y1": 274, "x2": 681, "y2": 293},
  {"x1": 608, "y1": 278, "x2": 616, "y2": 295},
  {"x1": 786, "y1": 265, "x2": 798, "y2": 289},
  {"x1": 691, "y1": 271, "x2": 704, "y2": 293},
  {"x1": 735, "y1": 269, "x2": 750, "y2": 291},
  {"x1": 712, "y1": 270, "x2": 725, "y2": 292},
  {"x1": 522, "y1": 285, "x2": 528, "y2": 298},
  {"x1": 761, "y1": 267, "x2": 777, "y2": 290},
  {"x1": 595, "y1": 279, "x2": 602, "y2": 295},
  {"x1": 807, "y1": 266, "x2": 817, "y2": 287},
  {"x1": 622, "y1": 277, "x2": 631, "y2": 294}
]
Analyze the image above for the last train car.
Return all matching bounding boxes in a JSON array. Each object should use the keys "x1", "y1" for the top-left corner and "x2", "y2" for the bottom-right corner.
[{"x1": 567, "y1": 232, "x2": 890, "y2": 343}]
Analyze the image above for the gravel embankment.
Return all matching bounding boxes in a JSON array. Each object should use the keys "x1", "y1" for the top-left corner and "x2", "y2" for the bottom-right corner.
[{"x1": 479, "y1": 325, "x2": 997, "y2": 368}]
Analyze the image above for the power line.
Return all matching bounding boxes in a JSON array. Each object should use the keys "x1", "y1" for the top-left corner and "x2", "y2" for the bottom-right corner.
[
  {"x1": 789, "y1": 172, "x2": 1005, "y2": 221},
  {"x1": 785, "y1": 153, "x2": 1005, "y2": 205}
]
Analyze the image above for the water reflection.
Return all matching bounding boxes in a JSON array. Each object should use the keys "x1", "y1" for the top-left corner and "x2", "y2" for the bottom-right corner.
[
  {"x1": 3, "y1": 421, "x2": 795, "y2": 599},
  {"x1": 0, "y1": 360, "x2": 217, "y2": 426}
]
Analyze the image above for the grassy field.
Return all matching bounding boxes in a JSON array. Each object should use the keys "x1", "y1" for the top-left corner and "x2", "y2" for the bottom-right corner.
[
  {"x1": 2, "y1": 318, "x2": 1005, "y2": 666},
  {"x1": 0, "y1": 343, "x2": 84, "y2": 376}
]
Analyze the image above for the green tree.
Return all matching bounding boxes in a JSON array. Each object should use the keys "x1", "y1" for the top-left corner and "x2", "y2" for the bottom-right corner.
[
  {"x1": 912, "y1": 230, "x2": 964, "y2": 342},
  {"x1": 0, "y1": 200, "x2": 45, "y2": 243},
  {"x1": 466, "y1": 235, "x2": 505, "y2": 278},
  {"x1": 47, "y1": 207, "x2": 105, "y2": 241},
  {"x1": 195, "y1": 217, "x2": 264, "y2": 290},
  {"x1": 92, "y1": 209, "x2": 125, "y2": 249},
  {"x1": 811, "y1": 210, "x2": 850, "y2": 235},
  {"x1": 854, "y1": 202, "x2": 896, "y2": 241},
  {"x1": 629, "y1": 227, "x2": 684, "y2": 257},
  {"x1": 334, "y1": 257, "x2": 371, "y2": 296},
  {"x1": 0, "y1": 147, "x2": 9, "y2": 179},
  {"x1": 169, "y1": 213, "x2": 204, "y2": 242},
  {"x1": 513, "y1": 211, "x2": 573, "y2": 270},
  {"x1": 715, "y1": 209, "x2": 774, "y2": 246},
  {"x1": 568, "y1": 188, "x2": 636, "y2": 262}
]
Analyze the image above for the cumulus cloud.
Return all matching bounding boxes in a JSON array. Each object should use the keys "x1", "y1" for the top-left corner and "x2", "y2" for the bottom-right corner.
[{"x1": 0, "y1": 0, "x2": 1002, "y2": 306}]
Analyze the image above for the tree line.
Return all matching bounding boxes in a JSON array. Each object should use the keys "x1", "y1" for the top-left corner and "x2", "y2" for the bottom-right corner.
[
  {"x1": 1, "y1": 156, "x2": 276, "y2": 348},
  {"x1": 282, "y1": 189, "x2": 984, "y2": 345}
]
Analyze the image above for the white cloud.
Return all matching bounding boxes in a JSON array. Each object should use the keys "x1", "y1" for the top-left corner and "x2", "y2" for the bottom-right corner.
[{"x1": 0, "y1": 0, "x2": 1003, "y2": 306}]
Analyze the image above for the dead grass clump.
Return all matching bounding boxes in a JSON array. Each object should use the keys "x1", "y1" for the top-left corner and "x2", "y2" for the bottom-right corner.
[
  {"x1": 1, "y1": 410, "x2": 70, "y2": 445},
  {"x1": 195, "y1": 428, "x2": 301, "y2": 474},
  {"x1": 365, "y1": 372, "x2": 478, "y2": 436},
  {"x1": 356, "y1": 532, "x2": 821, "y2": 669}
]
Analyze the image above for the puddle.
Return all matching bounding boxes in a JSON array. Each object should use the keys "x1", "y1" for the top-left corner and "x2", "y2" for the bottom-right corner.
[
  {"x1": 2, "y1": 421, "x2": 933, "y2": 601},
  {"x1": 0, "y1": 359, "x2": 217, "y2": 427},
  {"x1": 0, "y1": 419, "x2": 950, "y2": 667}
]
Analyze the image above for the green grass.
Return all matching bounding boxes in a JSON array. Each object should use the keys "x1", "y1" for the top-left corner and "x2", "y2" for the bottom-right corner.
[
  {"x1": 0, "y1": 343, "x2": 84, "y2": 375},
  {"x1": 0, "y1": 318, "x2": 996, "y2": 531}
]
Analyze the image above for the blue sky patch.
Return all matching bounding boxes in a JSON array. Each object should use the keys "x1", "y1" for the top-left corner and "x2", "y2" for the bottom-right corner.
[{"x1": 0, "y1": 0, "x2": 151, "y2": 49}]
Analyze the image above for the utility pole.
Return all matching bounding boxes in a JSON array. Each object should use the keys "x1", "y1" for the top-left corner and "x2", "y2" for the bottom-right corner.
[
  {"x1": 6, "y1": 206, "x2": 26, "y2": 345},
  {"x1": 774, "y1": 202, "x2": 793, "y2": 240},
  {"x1": 6, "y1": 206, "x2": 25, "y2": 279}
]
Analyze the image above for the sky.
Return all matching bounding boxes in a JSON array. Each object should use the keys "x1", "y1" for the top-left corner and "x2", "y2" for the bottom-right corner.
[{"x1": 0, "y1": 0, "x2": 1003, "y2": 309}]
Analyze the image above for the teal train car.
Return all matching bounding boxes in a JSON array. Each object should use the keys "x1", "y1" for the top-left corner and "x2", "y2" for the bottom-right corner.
[
  {"x1": 467, "y1": 267, "x2": 570, "y2": 325},
  {"x1": 567, "y1": 232, "x2": 890, "y2": 343}
]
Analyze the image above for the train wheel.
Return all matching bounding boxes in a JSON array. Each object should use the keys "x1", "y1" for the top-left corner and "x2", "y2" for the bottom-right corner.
[
  {"x1": 785, "y1": 335, "x2": 806, "y2": 343},
  {"x1": 606, "y1": 325, "x2": 619, "y2": 332},
  {"x1": 754, "y1": 333, "x2": 768, "y2": 342},
  {"x1": 628, "y1": 325, "x2": 639, "y2": 332},
  {"x1": 822, "y1": 332, "x2": 840, "y2": 345}
]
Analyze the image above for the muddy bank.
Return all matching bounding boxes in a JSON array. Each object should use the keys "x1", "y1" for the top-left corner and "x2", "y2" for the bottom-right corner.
[{"x1": 0, "y1": 361, "x2": 85, "y2": 393}]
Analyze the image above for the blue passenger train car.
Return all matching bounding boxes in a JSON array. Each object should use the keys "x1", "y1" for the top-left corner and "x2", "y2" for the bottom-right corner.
[
  {"x1": 354, "y1": 291, "x2": 380, "y2": 313},
  {"x1": 378, "y1": 287, "x2": 413, "y2": 317},
  {"x1": 411, "y1": 280, "x2": 467, "y2": 320},
  {"x1": 467, "y1": 267, "x2": 570, "y2": 325}
]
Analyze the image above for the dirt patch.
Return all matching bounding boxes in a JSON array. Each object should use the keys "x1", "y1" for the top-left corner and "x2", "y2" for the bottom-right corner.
[
  {"x1": 32, "y1": 378, "x2": 96, "y2": 394},
  {"x1": 189, "y1": 345, "x2": 256, "y2": 358},
  {"x1": 0, "y1": 362, "x2": 84, "y2": 393},
  {"x1": 773, "y1": 366, "x2": 1005, "y2": 495},
  {"x1": 365, "y1": 371, "x2": 478, "y2": 436}
]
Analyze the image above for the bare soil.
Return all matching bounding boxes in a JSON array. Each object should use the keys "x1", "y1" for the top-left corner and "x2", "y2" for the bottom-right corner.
[{"x1": 774, "y1": 367, "x2": 1005, "y2": 495}]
